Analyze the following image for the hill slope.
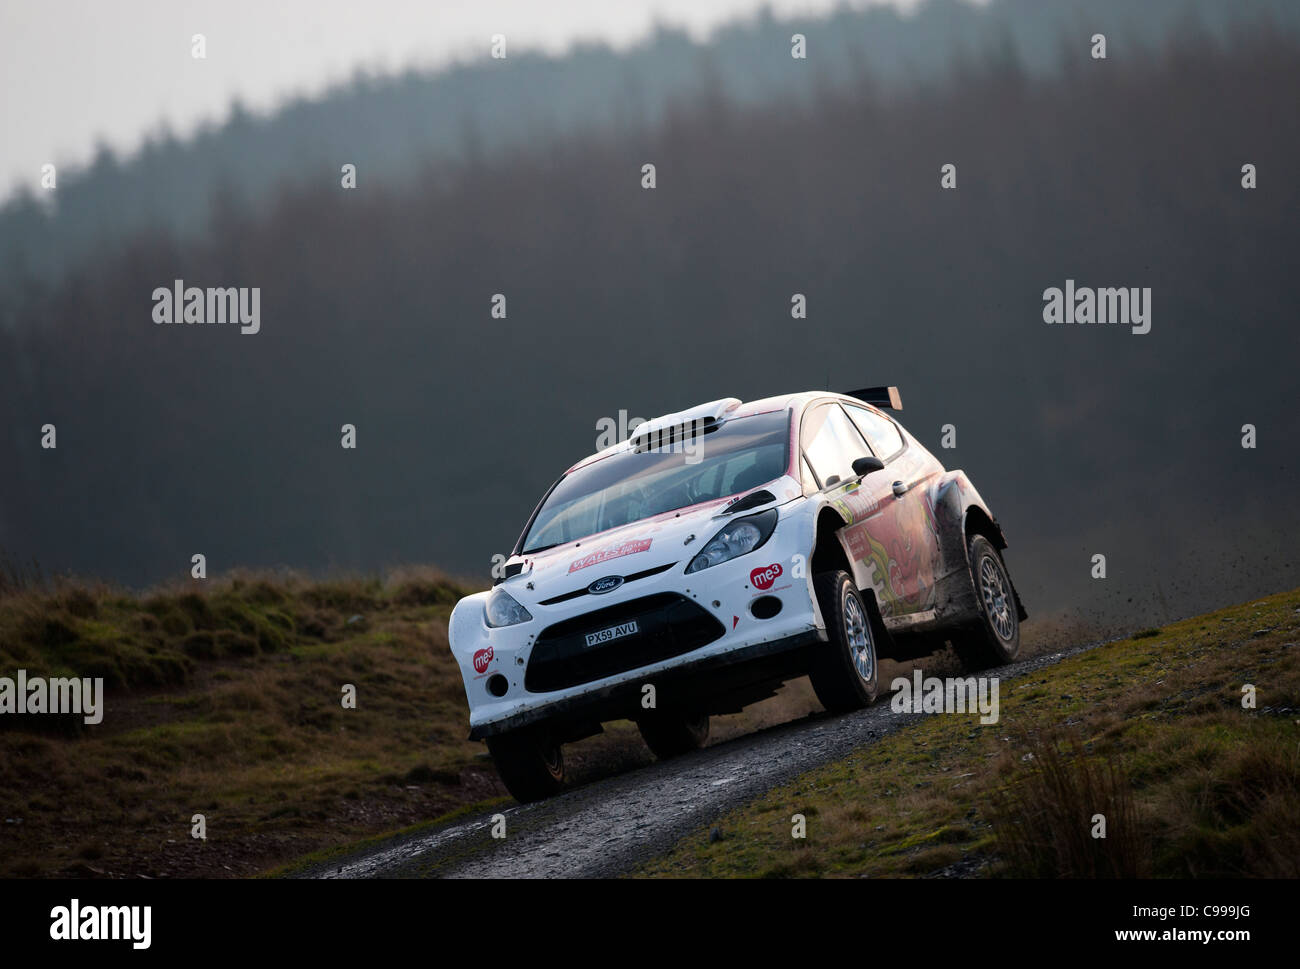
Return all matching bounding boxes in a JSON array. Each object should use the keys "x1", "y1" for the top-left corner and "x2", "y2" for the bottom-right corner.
[
  {"x1": 637, "y1": 587, "x2": 1300, "y2": 878},
  {"x1": 0, "y1": 569, "x2": 498, "y2": 877}
]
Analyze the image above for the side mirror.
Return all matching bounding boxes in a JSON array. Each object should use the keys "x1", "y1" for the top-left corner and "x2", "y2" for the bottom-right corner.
[{"x1": 852, "y1": 456, "x2": 885, "y2": 478}]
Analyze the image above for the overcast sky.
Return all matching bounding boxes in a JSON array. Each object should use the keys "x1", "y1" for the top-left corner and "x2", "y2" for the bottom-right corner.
[{"x1": 0, "y1": 0, "x2": 944, "y2": 205}]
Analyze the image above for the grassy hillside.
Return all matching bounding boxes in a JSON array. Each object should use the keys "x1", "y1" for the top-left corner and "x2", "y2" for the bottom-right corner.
[
  {"x1": 4, "y1": 571, "x2": 1296, "y2": 878},
  {"x1": 0, "y1": 568, "x2": 516, "y2": 877},
  {"x1": 636, "y1": 587, "x2": 1300, "y2": 878},
  {"x1": 0, "y1": 567, "x2": 828, "y2": 878}
]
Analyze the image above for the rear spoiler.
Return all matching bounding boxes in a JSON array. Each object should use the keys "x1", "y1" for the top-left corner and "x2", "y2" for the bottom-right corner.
[{"x1": 843, "y1": 386, "x2": 903, "y2": 411}]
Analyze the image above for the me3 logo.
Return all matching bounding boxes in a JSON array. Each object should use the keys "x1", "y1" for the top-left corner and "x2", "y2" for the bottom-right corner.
[
  {"x1": 750, "y1": 563, "x2": 784, "y2": 591},
  {"x1": 50, "y1": 899, "x2": 151, "y2": 949}
]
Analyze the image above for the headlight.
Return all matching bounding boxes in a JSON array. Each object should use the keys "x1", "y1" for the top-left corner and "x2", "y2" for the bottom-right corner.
[
  {"x1": 485, "y1": 587, "x2": 533, "y2": 627},
  {"x1": 685, "y1": 509, "x2": 779, "y2": 574}
]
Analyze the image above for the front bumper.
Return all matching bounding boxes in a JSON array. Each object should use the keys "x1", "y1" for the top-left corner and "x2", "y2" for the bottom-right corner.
[
  {"x1": 467, "y1": 628, "x2": 823, "y2": 739},
  {"x1": 449, "y1": 513, "x2": 822, "y2": 738}
]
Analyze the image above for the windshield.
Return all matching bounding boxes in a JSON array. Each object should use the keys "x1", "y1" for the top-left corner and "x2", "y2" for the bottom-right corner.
[{"x1": 521, "y1": 410, "x2": 790, "y2": 553}]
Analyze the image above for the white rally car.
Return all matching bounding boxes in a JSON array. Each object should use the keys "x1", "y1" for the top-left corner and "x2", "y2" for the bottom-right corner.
[{"x1": 449, "y1": 388, "x2": 1027, "y2": 801}]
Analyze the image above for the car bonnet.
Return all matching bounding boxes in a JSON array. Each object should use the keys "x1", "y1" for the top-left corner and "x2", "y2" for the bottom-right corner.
[{"x1": 500, "y1": 476, "x2": 802, "y2": 607}]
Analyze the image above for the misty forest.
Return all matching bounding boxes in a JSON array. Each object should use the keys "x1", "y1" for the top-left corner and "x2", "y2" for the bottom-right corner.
[{"x1": 2, "y1": 0, "x2": 1298, "y2": 638}]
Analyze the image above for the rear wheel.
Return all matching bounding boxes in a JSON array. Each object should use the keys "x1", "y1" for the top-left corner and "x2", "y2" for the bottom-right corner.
[
  {"x1": 808, "y1": 570, "x2": 879, "y2": 713},
  {"x1": 485, "y1": 728, "x2": 565, "y2": 803},
  {"x1": 638, "y1": 710, "x2": 710, "y2": 760},
  {"x1": 952, "y1": 534, "x2": 1021, "y2": 669}
]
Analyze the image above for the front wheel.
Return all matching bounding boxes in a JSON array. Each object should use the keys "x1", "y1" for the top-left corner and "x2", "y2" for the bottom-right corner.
[
  {"x1": 951, "y1": 534, "x2": 1021, "y2": 670},
  {"x1": 808, "y1": 570, "x2": 879, "y2": 713},
  {"x1": 485, "y1": 728, "x2": 566, "y2": 803}
]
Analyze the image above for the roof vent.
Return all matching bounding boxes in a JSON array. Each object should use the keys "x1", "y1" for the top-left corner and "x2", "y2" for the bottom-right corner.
[{"x1": 628, "y1": 397, "x2": 742, "y2": 449}]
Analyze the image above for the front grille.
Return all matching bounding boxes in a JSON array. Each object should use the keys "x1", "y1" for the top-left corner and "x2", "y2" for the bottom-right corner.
[{"x1": 525, "y1": 592, "x2": 725, "y2": 693}]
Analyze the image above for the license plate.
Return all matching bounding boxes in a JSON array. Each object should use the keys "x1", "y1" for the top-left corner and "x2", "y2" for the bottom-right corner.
[{"x1": 584, "y1": 620, "x2": 639, "y2": 648}]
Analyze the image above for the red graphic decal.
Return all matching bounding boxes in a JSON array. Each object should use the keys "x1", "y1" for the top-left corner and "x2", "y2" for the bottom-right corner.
[
  {"x1": 568, "y1": 538, "x2": 652, "y2": 573},
  {"x1": 473, "y1": 647, "x2": 494, "y2": 674},
  {"x1": 750, "y1": 563, "x2": 783, "y2": 591},
  {"x1": 732, "y1": 615, "x2": 740, "y2": 630},
  {"x1": 845, "y1": 524, "x2": 871, "y2": 563}
]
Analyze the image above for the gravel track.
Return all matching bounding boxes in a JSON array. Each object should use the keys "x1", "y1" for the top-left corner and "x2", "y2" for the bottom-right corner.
[{"x1": 314, "y1": 640, "x2": 1104, "y2": 879}]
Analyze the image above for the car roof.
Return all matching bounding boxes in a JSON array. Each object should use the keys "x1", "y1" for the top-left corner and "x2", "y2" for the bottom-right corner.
[{"x1": 563, "y1": 391, "x2": 853, "y2": 474}]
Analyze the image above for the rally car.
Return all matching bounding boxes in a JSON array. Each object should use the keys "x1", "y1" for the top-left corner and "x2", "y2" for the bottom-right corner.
[{"x1": 448, "y1": 388, "x2": 1027, "y2": 801}]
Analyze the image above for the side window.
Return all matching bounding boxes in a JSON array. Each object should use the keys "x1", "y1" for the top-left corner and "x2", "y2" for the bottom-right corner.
[
  {"x1": 801, "y1": 404, "x2": 870, "y2": 487},
  {"x1": 844, "y1": 403, "x2": 906, "y2": 461}
]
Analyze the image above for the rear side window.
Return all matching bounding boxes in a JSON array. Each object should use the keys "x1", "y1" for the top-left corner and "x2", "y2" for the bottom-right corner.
[
  {"x1": 844, "y1": 403, "x2": 906, "y2": 461},
  {"x1": 801, "y1": 404, "x2": 871, "y2": 486}
]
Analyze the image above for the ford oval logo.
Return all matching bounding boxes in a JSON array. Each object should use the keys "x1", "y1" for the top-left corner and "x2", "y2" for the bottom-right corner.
[{"x1": 588, "y1": 575, "x2": 624, "y2": 595}]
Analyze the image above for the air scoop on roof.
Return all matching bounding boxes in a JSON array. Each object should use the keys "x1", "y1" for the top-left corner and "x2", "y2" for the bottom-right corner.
[{"x1": 628, "y1": 397, "x2": 742, "y2": 451}]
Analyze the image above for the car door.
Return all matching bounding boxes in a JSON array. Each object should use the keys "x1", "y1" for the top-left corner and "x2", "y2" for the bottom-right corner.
[
  {"x1": 800, "y1": 402, "x2": 908, "y2": 619},
  {"x1": 841, "y1": 402, "x2": 942, "y2": 616}
]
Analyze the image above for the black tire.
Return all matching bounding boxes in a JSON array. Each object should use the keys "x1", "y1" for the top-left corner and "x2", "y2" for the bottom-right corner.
[
  {"x1": 485, "y1": 729, "x2": 565, "y2": 803},
  {"x1": 808, "y1": 570, "x2": 879, "y2": 713},
  {"x1": 952, "y1": 534, "x2": 1021, "y2": 670},
  {"x1": 638, "y1": 710, "x2": 709, "y2": 760}
]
